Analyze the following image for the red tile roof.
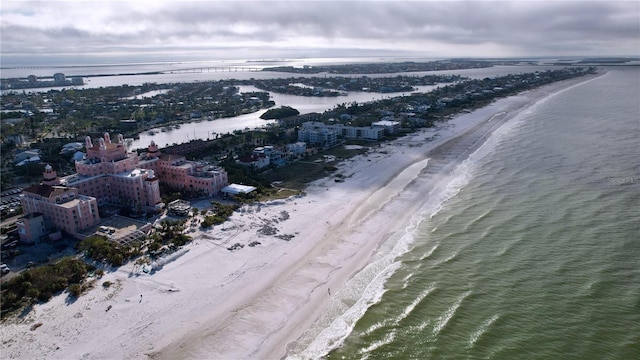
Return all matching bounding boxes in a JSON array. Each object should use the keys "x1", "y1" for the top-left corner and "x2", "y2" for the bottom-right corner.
[{"x1": 23, "y1": 184, "x2": 75, "y2": 199}]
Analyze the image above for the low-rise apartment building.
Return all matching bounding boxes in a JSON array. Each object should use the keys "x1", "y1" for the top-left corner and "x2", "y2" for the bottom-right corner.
[
  {"x1": 298, "y1": 121, "x2": 385, "y2": 144},
  {"x1": 298, "y1": 121, "x2": 338, "y2": 147}
]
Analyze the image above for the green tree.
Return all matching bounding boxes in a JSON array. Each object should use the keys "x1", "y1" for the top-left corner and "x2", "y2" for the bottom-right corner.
[{"x1": 260, "y1": 106, "x2": 299, "y2": 120}]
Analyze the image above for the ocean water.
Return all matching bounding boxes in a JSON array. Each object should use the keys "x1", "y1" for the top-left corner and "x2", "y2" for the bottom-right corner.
[{"x1": 301, "y1": 67, "x2": 639, "y2": 359}]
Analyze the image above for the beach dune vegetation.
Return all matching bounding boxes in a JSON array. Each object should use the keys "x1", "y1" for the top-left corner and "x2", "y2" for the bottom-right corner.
[
  {"x1": 77, "y1": 235, "x2": 140, "y2": 267},
  {"x1": 201, "y1": 202, "x2": 238, "y2": 228},
  {"x1": 147, "y1": 220, "x2": 193, "y2": 248},
  {"x1": 0, "y1": 257, "x2": 94, "y2": 317}
]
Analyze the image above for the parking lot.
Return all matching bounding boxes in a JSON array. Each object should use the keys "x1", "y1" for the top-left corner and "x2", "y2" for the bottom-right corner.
[
  {"x1": 0, "y1": 188, "x2": 23, "y2": 219},
  {"x1": 1, "y1": 237, "x2": 78, "y2": 283}
]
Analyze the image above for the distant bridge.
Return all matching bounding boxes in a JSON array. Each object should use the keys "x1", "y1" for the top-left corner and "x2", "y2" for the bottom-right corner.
[{"x1": 1, "y1": 65, "x2": 66, "y2": 70}]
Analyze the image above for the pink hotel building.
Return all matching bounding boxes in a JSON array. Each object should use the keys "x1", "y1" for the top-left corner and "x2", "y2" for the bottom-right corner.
[
  {"x1": 18, "y1": 133, "x2": 228, "y2": 242},
  {"x1": 18, "y1": 165, "x2": 100, "y2": 243},
  {"x1": 136, "y1": 140, "x2": 228, "y2": 198}
]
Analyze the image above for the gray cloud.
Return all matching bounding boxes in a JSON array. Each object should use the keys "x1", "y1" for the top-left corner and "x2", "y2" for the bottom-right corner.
[{"x1": 1, "y1": 1, "x2": 638, "y2": 65}]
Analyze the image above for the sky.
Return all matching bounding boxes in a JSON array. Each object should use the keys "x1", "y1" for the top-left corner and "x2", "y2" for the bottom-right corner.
[{"x1": 1, "y1": 0, "x2": 639, "y2": 66}]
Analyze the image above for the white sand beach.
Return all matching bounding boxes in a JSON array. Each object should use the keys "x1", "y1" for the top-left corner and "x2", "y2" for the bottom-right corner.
[{"x1": 0, "y1": 74, "x2": 601, "y2": 360}]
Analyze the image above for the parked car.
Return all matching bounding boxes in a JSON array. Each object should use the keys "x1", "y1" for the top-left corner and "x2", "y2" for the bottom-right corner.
[{"x1": 1, "y1": 264, "x2": 10, "y2": 274}]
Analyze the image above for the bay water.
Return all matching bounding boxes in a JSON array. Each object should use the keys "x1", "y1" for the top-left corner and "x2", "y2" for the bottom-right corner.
[
  {"x1": 315, "y1": 67, "x2": 640, "y2": 359},
  {"x1": 2, "y1": 59, "x2": 562, "y2": 150}
]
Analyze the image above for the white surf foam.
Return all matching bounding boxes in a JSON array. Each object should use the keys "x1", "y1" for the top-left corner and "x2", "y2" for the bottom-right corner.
[
  {"x1": 358, "y1": 328, "x2": 397, "y2": 355},
  {"x1": 418, "y1": 242, "x2": 440, "y2": 261},
  {"x1": 291, "y1": 262, "x2": 402, "y2": 360},
  {"x1": 362, "y1": 319, "x2": 393, "y2": 337},
  {"x1": 468, "y1": 313, "x2": 500, "y2": 348},
  {"x1": 395, "y1": 284, "x2": 437, "y2": 324},
  {"x1": 432, "y1": 291, "x2": 471, "y2": 338},
  {"x1": 292, "y1": 103, "x2": 535, "y2": 359}
]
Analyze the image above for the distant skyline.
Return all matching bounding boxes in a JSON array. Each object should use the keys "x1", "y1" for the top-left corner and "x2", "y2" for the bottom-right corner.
[{"x1": 1, "y1": 0, "x2": 639, "y2": 66}]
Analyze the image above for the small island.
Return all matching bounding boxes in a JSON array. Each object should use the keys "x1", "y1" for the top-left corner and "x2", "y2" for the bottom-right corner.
[{"x1": 260, "y1": 106, "x2": 300, "y2": 120}]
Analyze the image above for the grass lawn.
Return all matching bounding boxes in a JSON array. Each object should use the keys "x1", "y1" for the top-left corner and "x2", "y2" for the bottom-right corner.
[{"x1": 262, "y1": 143, "x2": 371, "y2": 190}]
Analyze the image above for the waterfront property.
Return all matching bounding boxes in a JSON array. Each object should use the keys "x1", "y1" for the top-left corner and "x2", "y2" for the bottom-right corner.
[
  {"x1": 68, "y1": 133, "x2": 228, "y2": 207},
  {"x1": 17, "y1": 132, "x2": 229, "y2": 243},
  {"x1": 78, "y1": 215, "x2": 153, "y2": 246},
  {"x1": 371, "y1": 119, "x2": 401, "y2": 134},
  {"x1": 18, "y1": 165, "x2": 100, "y2": 242},
  {"x1": 138, "y1": 141, "x2": 228, "y2": 197},
  {"x1": 329, "y1": 124, "x2": 385, "y2": 141},
  {"x1": 65, "y1": 133, "x2": 163, "y2": 212},
  {"x1": 297, "y1": 122, "x2": 339, "y2": 148},
  {"x1": 221, "y1": 183, "x2": 257, "y2": 198},
  {"x1": 298, "y1": 121, "x2": 386, "y2": 145}
]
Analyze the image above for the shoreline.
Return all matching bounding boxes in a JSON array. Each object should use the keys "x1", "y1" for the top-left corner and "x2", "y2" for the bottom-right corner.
[{"x1": 0, "y1": 73, "x2": 603, "y2": 360}]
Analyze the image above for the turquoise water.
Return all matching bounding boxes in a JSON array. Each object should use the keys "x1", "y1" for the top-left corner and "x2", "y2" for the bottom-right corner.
[{"x1": 325, "y1": 68, "x2": 640, "y2": 359}]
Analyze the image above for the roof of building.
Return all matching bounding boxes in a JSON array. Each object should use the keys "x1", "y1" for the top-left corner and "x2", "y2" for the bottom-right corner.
[
  {"x1": 19, "y1": 212, "x2": 44, "y2": 220},
  {"x1": 78, "y1": 215, "x2": 152, "y2": 245},
  {"x1": 62, "y1": 142, "x2": 83, "y2": 149},
  {"x1": 221, "y1": 183, "x2": 257, "y2": 194},
  {"x1": 16, "y1": 148, "x2": 41, "y2": 154},
  {"x1": 58, "y1": 198, "x2": 82, "y2": 209},
  {"x1": 86, "y1": 142, "x2": 121, "y2": 152},
  {"x1": 23, "y1": 184, "x2": 75, "y2": 198},
  {"x1": 372, "y1": 120, "x2": 401, "y2": 126},
  {"x1": 158, "y1": 153, "x2": 186, "y2": 162},
  {"x1": 15, "y1": 156, "x2": 41, "y2": 166}
]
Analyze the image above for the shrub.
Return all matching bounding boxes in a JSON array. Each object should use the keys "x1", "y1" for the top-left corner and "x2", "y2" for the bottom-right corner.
[
  {"x1": 172, "y1": 234, "x2": 191, "y2": 247},
  {"x1": 68, "y1": 284, "x2": 82, "y2": 297},
  {"x1": 25, "y1": 287, "x2": 40, "y2": 300},
  {"x1": 1, "y1": 257, "x2": 91, "y2": 317},
  {"x1": 21, "y1": 281, "x2": 33, "y2": 292},
  {"x1": 37, "y1": 291, "x2": 52, "y2": 302},
  {"x1": 2, "y1": 292, "x2": 17, "y2": 307},
  {"x1": 78, "y1": 235, "x2": 136, "y2": 267},
  {"x1": 110, "y1": 253, "x2": 124, "y2": 267},
  {"x1": 201, "y1": 215, "x2": 217, "y2": 228},
  {"x1": 102, "y1": 281, "x2": 112, "y2": 288},
  {"x1": 147, "y1": 241, "x2": 161, "y2": 252}
]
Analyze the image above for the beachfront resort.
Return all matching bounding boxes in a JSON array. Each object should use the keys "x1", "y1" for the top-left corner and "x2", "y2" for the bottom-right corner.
[{"x1": 16, "y1": 132, "x2": 229, "y2": 243}]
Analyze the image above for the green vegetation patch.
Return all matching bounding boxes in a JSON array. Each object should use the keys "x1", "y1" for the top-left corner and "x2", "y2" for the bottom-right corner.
[
  {"x1": 77, "y1": 235, "x2": 141, "y2": 267},
  {"x1": 148, "y1": 220, "x2": 192, "y2": 249},
  {"x1": 201, "y1": 202, "x2": 238, "y2": 228},
  {"x1": 261, "y1": 145, "x2": 370, "y2": 190},
  {"x1": 257, "y1": 188, "x2": 302, "y2": 201},
  {"x1": 260, "y1": 105, "x2": 300, "y2": 119},
  {"x1": 262, "y1": 161, "x2": 328, "y2": 190},
  {"x1": 1, "y1": 257, "x2": 95, "y2": 317}
]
